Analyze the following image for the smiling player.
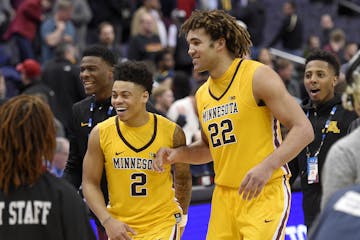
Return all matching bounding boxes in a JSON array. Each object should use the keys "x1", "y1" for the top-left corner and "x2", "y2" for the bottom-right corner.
[{"x1": 82, "y1": 61, "x2": 192, "y2": 240}]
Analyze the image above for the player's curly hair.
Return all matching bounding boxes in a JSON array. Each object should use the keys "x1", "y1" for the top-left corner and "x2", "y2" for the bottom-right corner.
[
  {"x1": 114, "y1": 61, "x2": 154, "y2": 95},
  {"x1": 0, "y1": 95, "x2": 56, "y2": 194},
  {"x1": 180, "y1": 9, "x2": 252, "y2": 58},
  {"x1": 342, "y1": 73, "x2": 360, "y2": 111}
]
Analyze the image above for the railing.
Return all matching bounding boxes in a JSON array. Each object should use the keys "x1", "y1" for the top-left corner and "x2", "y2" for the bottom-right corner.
[{"x1": 269, "y1": 48, "x2": 306, "y2": 65}]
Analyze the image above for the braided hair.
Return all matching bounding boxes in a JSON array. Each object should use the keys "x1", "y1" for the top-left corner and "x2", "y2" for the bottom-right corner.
[
  {"x1": 0, "y1": 95, "x2": 56, "y2": 194},
  {"x1": 180, "y1": 9, "x2": 252, "y2": 58}
]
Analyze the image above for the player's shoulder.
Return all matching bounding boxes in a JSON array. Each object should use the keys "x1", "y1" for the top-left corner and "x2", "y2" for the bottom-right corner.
[
  {"x1": 154, "y1": 113, "x2": 176, "y2": 126},
  {"x1": 73, "y1": 96, "x2": 92, "y2": 110},
  {"x1": 98, "y1": 115, "x2": 117, "y2": 129}
]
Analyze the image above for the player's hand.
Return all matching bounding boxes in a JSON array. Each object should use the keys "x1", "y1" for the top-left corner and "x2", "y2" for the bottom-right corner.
[
  {"x1": 238, "y1": 162, "x2": 273, "y2": 200},
  {"x1": 104, "y1": 217, "x2": 136, "y2": 240},
  {"x1": 153, "y1": 147, "x2": 177, "y2": 172}
]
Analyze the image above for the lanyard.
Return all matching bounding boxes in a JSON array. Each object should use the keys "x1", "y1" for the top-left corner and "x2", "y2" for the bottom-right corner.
[
  {"x1": 306, "y1": 105, "x2": 337, "y2": 158},
  {"x1": 88, "y1": 94, "x2": 113, "y2": 128}
]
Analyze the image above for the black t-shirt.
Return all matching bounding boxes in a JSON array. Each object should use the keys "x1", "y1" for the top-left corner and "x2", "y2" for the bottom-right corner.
[{"x1": 0, "y1": 172, "x2": 96, "y2": 240}]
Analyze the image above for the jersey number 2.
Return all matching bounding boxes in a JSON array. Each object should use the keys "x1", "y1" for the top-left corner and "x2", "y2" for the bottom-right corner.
[
  {"x1": 208, "y1": 119, "x2": 236, "y2": 147},
  {"x1": 131, "y1": 173, "x2": 147, "y2": 196}
]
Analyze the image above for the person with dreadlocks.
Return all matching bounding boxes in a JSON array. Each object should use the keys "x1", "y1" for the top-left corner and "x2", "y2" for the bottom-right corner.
[
  {"x1": 0, "y1": 95, "x2": 95, "y2": 240},
  {"x1": 153, "y1": 9, "x2": 314, "y2": 239}
]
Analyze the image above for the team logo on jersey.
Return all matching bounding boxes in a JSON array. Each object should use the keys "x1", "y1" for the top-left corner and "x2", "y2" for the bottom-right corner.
[
  {"x1": 80, "y1": 122, "x2": 89, "y2": 127},
  {"x1": 327, "y1": 121, "x2": 340, "y2": 133}
]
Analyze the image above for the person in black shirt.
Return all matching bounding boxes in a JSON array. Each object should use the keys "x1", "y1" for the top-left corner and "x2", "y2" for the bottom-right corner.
[
  {"x1": 63, "y1": 45, "x2": 159, "y2": 240},
  {"x1": 62, "y1": 45, "x2": 116, "y2": 240},
  {"x1": 0, "y1": 95, "x2": 95, "y2": 240},
  {"x1": 289, "y1": 50, "x2": 358, "y2": 230},
  {"x1": 42, "y1": 42, "x2": 86, "y2": 136},
  {"x1": 268, "y1": 1, "x2": 303, "y2": 56}
]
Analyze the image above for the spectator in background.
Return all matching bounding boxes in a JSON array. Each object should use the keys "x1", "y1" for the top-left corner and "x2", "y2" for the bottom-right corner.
[
  {"x1": 268, "y1": 1, "x2": 303, "y2": 56},
  {"x1": 152, "y1": 84, "x2": 174, "y2": 117},
  {"x1": 51, "y1": 137, "x2": 70, "y2": 177},
  {"x1": 40, "y1": 0, "x2": 75, "y2": 63},
  {"x1": 289, "y1": 50, "x2": 358, "y2": 230},
  {"x1": 131, "y1": 0, "x2": 167, "y2": 47},
  {"x1": 320, "y1": 14, "x2": 334, "y2": 47},
  {"x1": 17, "y1": 58, "x2": 58, "y2": 113},
  {"x1": 303, "y1": 34, "x2": 321, "y2": 58},
  {"x1": 172, "y1": 9, "x2": 193, "y2": 76},
  {"x1": 323, "y1": 28, "x2": 346, "y2": 61},
  {"x1": 97, "y1": 21, "x2": 124, "y2": 63},
  {"x1": 0, "y1": 95, "x2": 96, "y2": 240},
  {"x1": 128, "y1": 12, "x2": 163, "y2": 62},
  {"x1": 321, "y1": 75, "x2": 360, "y2": 209},
  {"x1": 231, "y1": 0, "x2": 265, "y2": 59},
  {"x1": 71, "y1": 0, "x2": 92, "y2": 53},
  {"x1": 86, "y1": 0, "x2": 130, "y2": 45},
  {"x1": 176, "y1": 0, "x2": 195, "y2": 18},
  {"x1": 0, "y1": 0, "x2": 13, "y2": 37},
  {"x1": 42, "y1": 43, "x2": 85, "y2": 135},
  {"x1": 257, "y1": 47, "x2": 275, "y2": 69},
  {"x1": 340, "y1": 42, "x2": 359, "y2": 87},
  {"x1": 276, "y1": 58, "x2": 302, "y2": 101},
  {"x1": 3, "y1": 0, "x2": 44, "y2": 61},
  {"x1": 172, "y1": 70, "x2": 191, "y2": 101},
  {"x1": 154, "y1": 48, "x2": 175, "y2": 87},
  {"x1": 167, "y1": 70, "x2": 213, "y2": 185},
  {"x1": 341, "y1": 42, "x2": 358, "y2": 65}
]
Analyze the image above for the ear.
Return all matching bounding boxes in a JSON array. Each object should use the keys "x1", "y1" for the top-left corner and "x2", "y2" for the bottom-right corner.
[
  {"x1": 142, "y1": 91, "x2": 149, "y2": 103},
  {"x1": 333, "y1": 75, "x2": 338, "y2": 87},
  {"x1": 108, "y1": 69, "x2": 114, "y2": 81},
  {"x1": 216, "y1": 38, "x2": 226, "y2": 51}
]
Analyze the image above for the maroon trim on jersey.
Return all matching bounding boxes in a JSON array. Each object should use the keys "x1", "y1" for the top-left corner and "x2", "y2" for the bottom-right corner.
[
  {"x1": 273, "y1": 118, "x2": 280, "y2": 148},
  {"x1": 275, "y1": 176, "x2": 291, "y2": 240},
  {"x1": 208, "y1": 59, "x2": 243, "y2": 101},
  {"x1": 273, "y1": 118, "x2": 291, "y2": 175},
  {"x1": 172, "y1": 225, "x2": 178, "y2": 240}
]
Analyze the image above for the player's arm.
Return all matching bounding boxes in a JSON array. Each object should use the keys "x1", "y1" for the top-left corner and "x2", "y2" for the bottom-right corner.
[
  {"x1": 82, "y1": 126, "x2": 136, "y2": 238},
  {"x1": 253, "y1": 65, "x2": 314, "y2": 169},
  {"x1": 239, "y1": 65, "x2": 314, "y2": 200},
  {"x1": 153, "y1": 128, "x2": 212, "y2": 171},
  {"x1": 153, "y1": 104, "x2": 212, "y2": 171},
  {"x1": 172, "y1": 126, "x2": 192, "y2": 231}
]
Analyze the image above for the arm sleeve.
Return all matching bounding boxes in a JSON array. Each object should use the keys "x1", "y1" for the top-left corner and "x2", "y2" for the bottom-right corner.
[{"x1": 62, "y1": 105, "x2": 82, "y2": 189}]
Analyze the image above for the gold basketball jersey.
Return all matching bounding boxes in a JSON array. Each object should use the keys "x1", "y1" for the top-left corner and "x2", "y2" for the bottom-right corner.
[
  {"x1": 196, "y1": 59, "x2": 290, "y2": 188},
  {"x1": 98, "y1": 113, "x2": 182, "y2": 233}
]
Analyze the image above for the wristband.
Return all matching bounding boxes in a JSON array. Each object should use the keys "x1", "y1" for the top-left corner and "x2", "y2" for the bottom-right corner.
[
  {"x1": 101, "y1": 216, "x2": 112, "y2": 226},
  {"x1": 179, "y1": 214, "x2": 188, "y2": 227}
]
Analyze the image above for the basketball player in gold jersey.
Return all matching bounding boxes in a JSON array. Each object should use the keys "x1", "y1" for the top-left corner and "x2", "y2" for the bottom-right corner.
[
  {"x1": 153, "y1": 10, "x2": 314, "y2": 239},
  {"x1": 82, "y1": 61, "x2": 192, "y2": 240}
]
